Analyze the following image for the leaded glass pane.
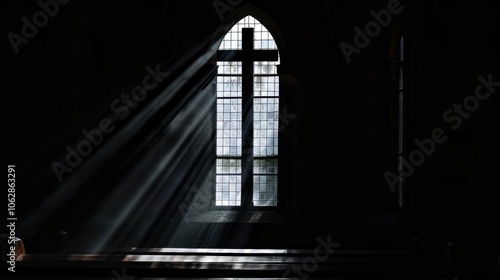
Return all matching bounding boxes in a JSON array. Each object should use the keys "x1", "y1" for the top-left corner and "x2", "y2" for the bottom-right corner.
[
  {"x1": 216, "y1": 175, "x2": 241, "y2": 206},
  {"x1": 217, "y1": 61, "x2": 242, "y2": 75},
  {"x1": 254, "y1": 158, "x2": 278, "y2": 174},
  {"x1": 254, "y1": 76, "x2": 279, "y2": 96},
  {"x1": 219, "y1": 16, "x2": 279, "y2": 51},
  {"x1": 216, "y1": 99, "x2": 242, "y2": 157},
  {"x1": 217, "y1": 76, "x2": 242, "y2": 98},
  {"x1": 254, "y1": 98, "x2": 279, "y2": 156},
  {"x1": 253, "y1": 175, "x2": 277, "y2": 206}
]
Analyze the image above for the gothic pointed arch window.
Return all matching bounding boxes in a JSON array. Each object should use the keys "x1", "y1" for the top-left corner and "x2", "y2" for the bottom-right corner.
[{"x1": 215, "y1": 15, "x2": 280, "y2": 207}]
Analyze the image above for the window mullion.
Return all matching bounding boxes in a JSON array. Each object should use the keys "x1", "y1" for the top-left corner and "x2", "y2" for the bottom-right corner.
[{"x1": 241, "y1": 28, "x2": 255, "y2": 209}]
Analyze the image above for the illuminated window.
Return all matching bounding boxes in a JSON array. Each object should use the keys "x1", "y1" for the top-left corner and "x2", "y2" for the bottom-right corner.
[{"x1": 215, "y1": 16, "x2": 280, "y2": 207}]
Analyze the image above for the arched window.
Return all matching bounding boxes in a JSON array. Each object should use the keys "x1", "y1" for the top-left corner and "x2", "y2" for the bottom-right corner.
[{"x1": 215, "y1": 16, "x2": 280, "y2": 207}]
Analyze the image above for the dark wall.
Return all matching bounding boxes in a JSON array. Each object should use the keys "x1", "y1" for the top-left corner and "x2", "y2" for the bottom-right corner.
[{"x1": 2, "y1": 0, "x2": 499, "y2": 266}]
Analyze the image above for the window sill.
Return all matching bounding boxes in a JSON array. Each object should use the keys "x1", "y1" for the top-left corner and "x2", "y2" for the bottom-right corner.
[{"x1": 182, "y1": 209, "x2": 286, "y2": 224}]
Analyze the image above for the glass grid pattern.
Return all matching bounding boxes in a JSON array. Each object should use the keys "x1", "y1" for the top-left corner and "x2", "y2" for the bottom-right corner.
[
  {"x1": 216, "y1": 16, "x2": 279, "y2": 207},
  {"x1": 217, "y1": 76, "x2": 242, "y2": 98},
  {"x1": 254, "y1": 76, "x2": 279, "y2": 97},
  {"x1": 216, "y1": 159, "x2": 242, "y2": 174},
  {"x1": 216, "y1": 175, "x2": 241, "y2": 206},
  {"x1": 253, "y1": 159, "x2": 278, "y2": 206},
  {"x1": 254, "y1": 98, "x2": 279, "y2": 156},
  {"x1": 219, "y1": 16, "x2": 278, "y2": 51},
  {"x1": 216, "y1": 99, "x2": 242, "y2": 156},
  {"x1": 254, "y1": 159, "x2": 278, "y2": 174},
  {"x1": 255, "y1": 61, "x2": 279, "y2": 75},
  {"x1": 253, "y1": 176, "x2": 277, "y2": 206},
  {"x1": 217, "y1": 61, "x2": 242, "y2": 75}
]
